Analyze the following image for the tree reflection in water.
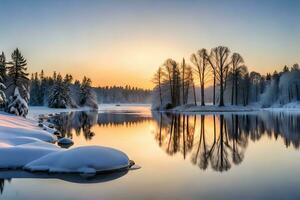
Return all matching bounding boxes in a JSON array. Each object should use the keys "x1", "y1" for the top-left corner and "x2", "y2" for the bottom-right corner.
[
  {"x1": 152, "y1": 112, "x2": 300, "y2": 172},
  {"x1": 49, "y1": 111, "x2": 152, "y2": 140},
  {"x1": 0, "y1": 179, "x2": 10, "y2": 195},
  {"x1": 0, "y1": 179, "x2": 4, "y2": 194},
  {"x1": 50, "y1": 111, "x2": 98, "y2": 140}
]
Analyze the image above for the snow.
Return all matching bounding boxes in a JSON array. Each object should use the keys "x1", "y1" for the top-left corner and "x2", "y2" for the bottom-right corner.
[
  {"x1": 0, "y1": 110, "x2": 133, "y2": 174},
  {"x1": 0, "y1": 112, "x2": 57, "y2": 143},
  {"x1": 27, "y1": 106, "x2": 97, "y2": 120},
  {"x1": 25, "y1": 146, "x2": 131, "y2": 174},
  {"x1": 170, "y1": 104, "x2": 259, "y2": 113},
  {"x1": 7, "y1": 87, "x2": 29, "y2": 117},
  {"x1": 27, "y1": 104, "x2": 151, "y2": 120},
  {"x1": 163, "y1": 102, "x2": 300, "y2": 114},
  {"x1": 0, "y1": 142, "x2": 60, "y2": 169}
]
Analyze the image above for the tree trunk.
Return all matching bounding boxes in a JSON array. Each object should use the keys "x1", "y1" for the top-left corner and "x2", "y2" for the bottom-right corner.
[
  {"x1": 192, "y1": 82, "x2": 197, "y2": 106},
  {"x1": 235, "y1": 77, "x2": 238, "y2": 105},
  {"x1": 219, "y1": 69, "x2": 224, "y2": 107},
  {"x1": 231, "y1": 78, "x2": 234, "y2": 105},
  {"x1": 159, "y1": 83, "x2": 162, "y2": 107},
  {"x1": 168, "y1": 73, "x2": 173, "y2": 106},
  {"x1": 182, "y1": 65, "x2": 185, "y2": 105},
  {"x1": 201, "y1": 82, "x2": 205, "y2": 106},
  {"x1": 184, "y1": 80, "x2": 189, "y2": 105},
  {"x1": 213, "y1": 76, "x2": 216, "y2": 105}
]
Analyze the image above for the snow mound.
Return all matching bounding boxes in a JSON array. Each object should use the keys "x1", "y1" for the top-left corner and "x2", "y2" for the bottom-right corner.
[
  {"x1": 0, "y1": 141, "x2": 60, "y2": 169},
  {"x1": 0, "y1": 112, "x2": 135, "y2": 175},
  {"x1": 0, "y1": 112, "x2": 57, "y2": 143},
  {"x1": 25, "y1": 146, "x2": 131, "y2": 174}
]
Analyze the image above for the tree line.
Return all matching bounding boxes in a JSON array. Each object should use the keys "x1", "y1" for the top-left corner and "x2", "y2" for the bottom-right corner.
[
  {"x1": 0, "y1": 48, "x2": 98, "y2": 117},
  {"x1": 30, "y1": 71, "x2": 98, "y2": 109},
  {"x1": 152, "y1": 45, "x2": 300, "y2": 109},
  {"x1": 94, "y1": 86, "x2": 152, "y2": 103}
]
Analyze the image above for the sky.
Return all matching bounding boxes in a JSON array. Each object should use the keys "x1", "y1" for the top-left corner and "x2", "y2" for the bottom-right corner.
[{"x1": 0, "y1": 0, "x2": 299, "y2": 89}]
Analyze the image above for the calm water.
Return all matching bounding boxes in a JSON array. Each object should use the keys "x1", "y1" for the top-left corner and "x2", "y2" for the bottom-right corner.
[{"x1": 1, "y1": 105, "x2": 300, "y2": 199}]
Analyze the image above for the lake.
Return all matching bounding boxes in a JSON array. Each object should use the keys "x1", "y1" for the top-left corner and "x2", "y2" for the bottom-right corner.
[{"x1": 1, "y1": 105, "x2": 300, "y2": 200}]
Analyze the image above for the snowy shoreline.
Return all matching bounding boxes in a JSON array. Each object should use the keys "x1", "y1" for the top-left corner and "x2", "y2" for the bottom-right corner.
[
  {"x1": 0, "y1": 107, "x2": 133, "y2": 175},
  {"x1": 159, "y1": 102, "x2": 300, "y2": 114}
]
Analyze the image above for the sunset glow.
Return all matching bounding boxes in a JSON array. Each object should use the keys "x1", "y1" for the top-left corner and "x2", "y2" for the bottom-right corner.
[{"x1": 1, "y1": 0, "x2": 299, "y2": 89}]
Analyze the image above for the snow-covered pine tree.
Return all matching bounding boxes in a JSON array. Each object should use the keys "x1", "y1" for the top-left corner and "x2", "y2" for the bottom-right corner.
[
  {"x1": 0, "y1": 52, "x2": 6, "y2": 82},
  {"x1": 6, "y1": 48, "x2": 29, "y2": 117},
  {"x1": 0, "y1": 77, "x2": 6, "y2": 108},
  {"x1": 0, "y1": 52, "x2": 6, "y2": 107},
  {"x1": 48, "y1": 74, "x2": 71, "y2": 108},
  {"x1": 79, "y1": 76, "x2": 98, "y2": 109}
]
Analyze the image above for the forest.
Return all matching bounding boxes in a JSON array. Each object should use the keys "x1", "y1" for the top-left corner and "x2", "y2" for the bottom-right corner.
[
  {"x1": 0, "y1": 48, "x2": 151, "y2": 118},
  {"x1": 0, "y1": 49, "x2": 98, "y2": 117},
  {"x1": 94, "y1": 86, "x2": 151, "y2": 103},
  {"x1": 152, "y1": 46, "x2": 300, "y2": 110},
  {"x1": 30, "y1": 73, "x2": 152, "y2": 106}
]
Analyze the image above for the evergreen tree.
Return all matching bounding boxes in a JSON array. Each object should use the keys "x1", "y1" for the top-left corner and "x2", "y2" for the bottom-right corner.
[
  {"x1": 7, "y1": 49, "x2": 29, "y2": 91},
  {"x1": 0, "y1": 52, "x2": 6, "y2": 82},
  {"x1": 39, "y1": 70, "x2": 46, "y2": 105},
  {"x1": 48, "y1": 74, "x2": 71, "y2": 108},
  {"x1": 0, "y1": 72, "x2": 6, "y2": 107},
  {"x1": 29, "y1": 72, "x2": 41, "y2": 105},
  {"x1": 6, "y1": 49, "x2": 29, "y2": 117},
  {"x1": 0, "y1": 52, "x2": 6, "y2": 107},
  {"x1": 79, "y1": 76, "x2": 98, "y2": 109}
]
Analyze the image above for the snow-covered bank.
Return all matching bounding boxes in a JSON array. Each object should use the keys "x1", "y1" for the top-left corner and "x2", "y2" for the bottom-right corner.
[
  {"x1": 162, "y1": 102, "x2": 300, "y2": 114},
  {"x1": 27, "y1": 106, "x2": 97, "y2": 120},
  {"x1": 0, "y1": 111, "x2": 133, "y2": 174},
  {"x1": 169, "y1": 104, "x2": 259, "y2": 113}
]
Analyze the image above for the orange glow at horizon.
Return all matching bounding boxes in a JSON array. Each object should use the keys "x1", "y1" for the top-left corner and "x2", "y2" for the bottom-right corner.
[{"x1": 27, "y1": 38, "x2": 297, "y2": 90}]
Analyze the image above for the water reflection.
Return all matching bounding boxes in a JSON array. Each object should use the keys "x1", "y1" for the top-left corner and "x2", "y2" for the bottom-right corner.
[
  {"x1": 152, "y1": 112, "x2": 300, "y2": 172},
  {"x1": 0, "y1": 170, "x2": 128, "y2": 194},
  {"x1": 49, "y1": 111, "x2": 152, "y2": 139},
  {"x1": 0, "y1": 179, "x2": 6, "y2": 194}
]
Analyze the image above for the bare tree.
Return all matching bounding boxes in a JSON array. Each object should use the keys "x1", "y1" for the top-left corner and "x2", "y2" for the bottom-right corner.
[
  {"x1": 189, "y1": 68, "x2": 197, "y2": 105},
  {"x1": 183, "y1": 64, "x2": 195, "y2": 105},
  {"x1": 181, "y1": 58, "x2": 186, "y2": 104},
  {"x1": 152, "y1": 66, "x2": 164, "y2": 107},
  {"x1": 208, "y1": 46, "x2": 231, "y2": 106},
  {"x1": 190, "y1": 48, "x2": 210, "y2": 106},
  {"x1": 164, "y1": 59, "x2": 181, "y2": 107}
]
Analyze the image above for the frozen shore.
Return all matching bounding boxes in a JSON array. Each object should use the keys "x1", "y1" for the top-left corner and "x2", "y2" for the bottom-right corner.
[
  {"x1": 170, "y1": 104, "x2": 259, "y2": 113},
  {"x1": 0, "y1": 109, "x2": 133, "y2": 174},
  {"x1": 165, "y1": 102, "x2": 300, "y2": 114}
]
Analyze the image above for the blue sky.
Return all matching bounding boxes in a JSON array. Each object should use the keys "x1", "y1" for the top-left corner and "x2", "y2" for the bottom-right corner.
[{"x1": 0, "y1": 0, "x2": 299, "y2": 88}]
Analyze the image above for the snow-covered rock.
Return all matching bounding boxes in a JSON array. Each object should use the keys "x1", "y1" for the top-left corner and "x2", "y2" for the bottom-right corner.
[{"x1": 25, "y1": 146, "x2": 131, "y2": 174}]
